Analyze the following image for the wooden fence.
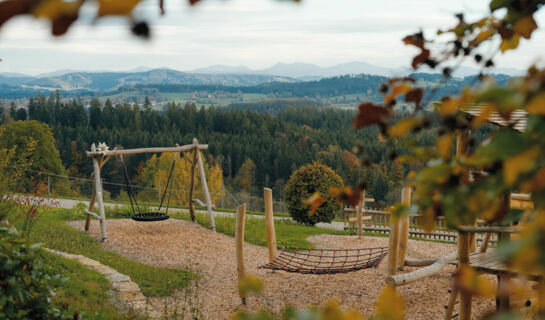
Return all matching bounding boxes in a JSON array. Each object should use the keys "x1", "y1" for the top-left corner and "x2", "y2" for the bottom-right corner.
[{"x1": 341, "y1": 207, "x2": 496, "y2": 244}]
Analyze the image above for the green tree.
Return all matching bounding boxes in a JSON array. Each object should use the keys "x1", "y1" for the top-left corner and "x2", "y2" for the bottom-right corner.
[
  {"x1": 0, "y1": 121, "x2": 64, "y2": 175},
  {"x1": 284, "y1": 162, "x2": 343, "y2": 225}
]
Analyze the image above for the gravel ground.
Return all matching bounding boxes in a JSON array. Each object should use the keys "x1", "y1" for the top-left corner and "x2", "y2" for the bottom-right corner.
[{"x1": 68, "y1": 219, "x2": 496, "y2": 319}]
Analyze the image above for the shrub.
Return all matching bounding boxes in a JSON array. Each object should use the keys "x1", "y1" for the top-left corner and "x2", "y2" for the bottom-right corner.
[
  {"x1": 0, "y1": 228, "x2": 65, "y2": 319},
  {"x1": 284, "y1": 162, "x2": 343, "y2": 225}
]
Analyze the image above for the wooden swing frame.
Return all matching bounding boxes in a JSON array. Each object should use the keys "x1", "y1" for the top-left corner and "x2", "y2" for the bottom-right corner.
[{"x1": 84, "y1": 138, "x2": 216, "y2": 241}]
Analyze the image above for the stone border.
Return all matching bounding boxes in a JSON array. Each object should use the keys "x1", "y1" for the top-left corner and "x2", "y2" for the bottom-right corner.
[{"x1": 45, "y1": 248, "x2": 162, "y2": 319}]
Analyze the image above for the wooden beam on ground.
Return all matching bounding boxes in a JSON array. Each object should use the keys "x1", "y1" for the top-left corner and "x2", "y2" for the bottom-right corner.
[
  {"x1": 194, "y1": 138, "x2": 216, "y2": 231},
  {"x1": 86, "y1": 144, "x2": 208, "y2": 157},
  {"x1": 397, "y1": 186, "x2": 412, "y2": 270},
  {"x1": 386, "y1": 251, "x2": 457, "y2": 286},
  {"x1": 235, "y1": 203, "x2": 247, "y2": 305},
  {"x1": 264, "y1": 188, "x2": 277, "y2": 262}
]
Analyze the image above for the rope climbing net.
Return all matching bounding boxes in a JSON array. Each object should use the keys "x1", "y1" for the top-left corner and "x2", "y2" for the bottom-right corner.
[{"x1": 259, "y1": 247, "x2": 388, "y2": 274}]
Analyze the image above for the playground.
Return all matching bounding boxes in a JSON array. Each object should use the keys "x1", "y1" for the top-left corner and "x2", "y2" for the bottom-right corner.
[{"x1": 72, "y1": 217, "x2": 497, "y2": 319}]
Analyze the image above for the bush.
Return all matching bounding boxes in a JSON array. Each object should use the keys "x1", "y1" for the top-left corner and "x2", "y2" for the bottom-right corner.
[
  {"x1": 284, "y1": 162, "x2": 343, "y2": 225},
  {"x1": 0, "y1": 228, "x2": 65, "y2": 319}
]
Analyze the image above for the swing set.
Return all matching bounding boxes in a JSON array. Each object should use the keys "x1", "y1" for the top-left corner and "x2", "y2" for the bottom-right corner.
[{"x1": 83, "y1": 138, "x2": 216, "y2": 241}]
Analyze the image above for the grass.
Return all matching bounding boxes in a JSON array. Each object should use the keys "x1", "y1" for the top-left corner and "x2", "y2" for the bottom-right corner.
[
  {"x1": 166, "y1": 210, "x2": 349, "y2": 249},
  {"x1": 38, "y1": 250, "x2": 140, "y2": 320},
  {"x1": 10, "y1": 207, "x2": 196, "y2": 297}
]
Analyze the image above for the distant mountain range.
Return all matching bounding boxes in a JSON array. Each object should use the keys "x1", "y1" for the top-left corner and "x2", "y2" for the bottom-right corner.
[
  {"x1": 0, "y1": 69, "x2": 296, "y2": 92},
  {"x1": 0, "y1": 61, "x2": 522, "y2": 94},
  {"x1": 190, "y1": 61, "x2": 524, "y2": 78}
]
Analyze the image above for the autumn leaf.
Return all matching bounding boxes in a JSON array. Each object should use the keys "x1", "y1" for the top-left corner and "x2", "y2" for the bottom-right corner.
[
  {"x1": 436, "y1": 134, "x2": 453, "y2": 160},
  {"x1": 411, "y1": 49, "x2": 430, "y2": 69},
  {"x1": 353, "y1": 102, "x2": 391, "y2": 129},
  {"x1": 402, "y1": 32, "x2": 425, "y2": 49},
  {"x1": 472, "y1": 28, "x2": 494, "y2": 44},
  {"x1": 405, "y1": 88, "x2": 424, "y2": 106},
  {"x1": 526, "y1": 93, "x2": 545, "y2": 115},
  {"x1": 0, "y1": 0, "x2": 33, "y2": 28},
  {"x1": 500, "y1": 34, "x2": 520, "y2": 53},
  {"x1": 503, "y1": 147, "x2": 539, "y2": 185},
  {"x1": 387, "y1": 118, "x2": 421, "y2": 138},
  {"x1": 97, "y1": 0, "x2": 141, "y2": 17},
  {"x1": 303, "y1": 192, "x2": 325, "y2": 214},
  {"x1": 375, "y1": 285, "x2": 404, "y2": 320},
  {"x1": 439, "y1": 97, "x2": 462, "y2": 116},
  {"x1": 514, "y1": 15, "x2": 537, "y2": 39},
  {"x1": 385, "y1": 83, "x2": 412, "y2": 103},
  {"x1": 329, "y1": 186, "x2": 362, "y2": 207},
  {"x1": 455, "y1": 266, "x2": 496, "y2": 297},
  {"x1": 238, "y1": 274, "x2": 263, "y2": 297}
]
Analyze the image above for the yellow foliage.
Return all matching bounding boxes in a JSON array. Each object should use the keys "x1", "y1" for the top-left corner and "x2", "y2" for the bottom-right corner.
[
  {"x1": 500, "y1": 34, "x2": 520, "y2": 53},
  {"x1": 303, "y1": 192, "x2": 325, "y2": 215},
  {"x1": 503, "y1": 147, "x2": 539, "y2": 185},
  {"x1": 138, "y1": 152, "x2": 223, "y2": 207},
  {"x1": 386, "y1": 84, "x2": 412, "y2": 103},
  {"x1": 375, "y1": 285, "x2": 404, "y2": 320},
  {"x1": 387, "y1": 118, "x2": 421, "y2": 138},
  {"x1": 97, "y1": 0, "x2": 141, "y2": 17},
  {"x1": 238, "y1": 274, "x2": 263, "y2": 297},
  {"x1": 526, "y1": 93, "x2": 545, "y2": 115},
  {"x1": 33, "y1": 0, "x2": 82, "y2": 19},
  {"x1": 514, "y1": 15, "x2": 538, "y2": 39},
  {"x1": 456, "y1": 266, "x2": 496, "y2": 298},
  {"x1": 436, "y1": 134, "x2": 453, "y2": 160}
]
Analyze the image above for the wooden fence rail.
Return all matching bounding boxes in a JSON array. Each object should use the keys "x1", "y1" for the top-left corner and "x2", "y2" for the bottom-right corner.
[{"x1": 340, "y1": 208, "x2": 496, "y2": 244}]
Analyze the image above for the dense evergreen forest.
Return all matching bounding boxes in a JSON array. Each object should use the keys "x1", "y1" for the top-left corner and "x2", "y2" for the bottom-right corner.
[{"x1": 0, "y1": 93, "x2": 496, "y2": 205}]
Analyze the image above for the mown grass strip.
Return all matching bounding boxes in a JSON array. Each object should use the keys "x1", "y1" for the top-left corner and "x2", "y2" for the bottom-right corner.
[{"x1": 11, "y1": 208, "x2": 195, "y2": 297}]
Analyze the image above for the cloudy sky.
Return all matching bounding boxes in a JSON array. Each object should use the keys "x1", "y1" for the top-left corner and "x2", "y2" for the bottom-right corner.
[{"x1": 0, "y1": 0, "x2": 544, "y2": 75}]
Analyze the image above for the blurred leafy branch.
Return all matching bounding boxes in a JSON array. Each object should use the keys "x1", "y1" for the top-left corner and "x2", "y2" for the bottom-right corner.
[{"x1": 0, "y1": 0, "x2": 299, "y2": 38}]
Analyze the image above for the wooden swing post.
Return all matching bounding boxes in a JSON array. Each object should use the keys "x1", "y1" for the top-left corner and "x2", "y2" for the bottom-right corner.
[
  {"x1": 235, "y1": 203, "x2": 247, "y2": 305},
  {"x1": 264, "y1": 188, "x2": 277, "y2": 262},
  {"x1": 193, "y1": 138, "x2": 216, "y2": 232},
  {"x1": 188, "y1": 145, "x2": 198, "y2": 222},
  {"x1": 357, "y1": 189, "x2": 365, "y2": 239}
]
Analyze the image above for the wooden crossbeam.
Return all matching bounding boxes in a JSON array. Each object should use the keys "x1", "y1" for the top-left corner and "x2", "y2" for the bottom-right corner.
[{"x1": 86, "y1": 144, "x2": 208, "y2": 157}]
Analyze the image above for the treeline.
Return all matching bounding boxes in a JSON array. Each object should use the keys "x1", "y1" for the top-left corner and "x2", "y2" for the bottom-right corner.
[{"x1": 0, "y1": 92, "x2": 496, "y2": 205}]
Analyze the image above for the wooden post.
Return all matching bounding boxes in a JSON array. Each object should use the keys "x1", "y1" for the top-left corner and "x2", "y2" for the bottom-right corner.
[
  {"x1": 357, "y1": 189, "x2": 365, "y2": 239},
  {"x1": 85, "y1": 179, "x2": 96, "y2": 231},
  {"x1": 397, "y1": 187, "x2": 412, "y2": 270},
  {"x1": 444, "y1": 287, "x2": 459, "y2": 320},
  {"x1": 92, "y1": 152, "x2": 107, "y2": 241},
  {"x1": 188, "y1": 147, "x2": 198, "y2": 222},
  {"x1": 457, "y1": 130, "x2": 477, "y2": 253},
  {"x1": 458, "y1": 231, "x2": 471, "y2": 320},
  {"x1": 264, "y1": 188, "x2": 277, "y2": 262},
  {"x1": 194, "y1": 138, "x2": 216, "y2": 231},
  {"x1": 235, "y1": 203, "x2": 247, "y2": 305},
  {"x1": 388, "y1": 214, "x2": 401, "y2": 277},
  {"x1": 497, "y1": 231, "x2": 511, "y2": 311}
]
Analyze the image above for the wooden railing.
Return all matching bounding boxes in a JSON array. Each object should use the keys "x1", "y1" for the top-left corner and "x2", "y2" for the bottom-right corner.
[{"x1": 341, "y1": 208, "x2": 496, "y2": 244}]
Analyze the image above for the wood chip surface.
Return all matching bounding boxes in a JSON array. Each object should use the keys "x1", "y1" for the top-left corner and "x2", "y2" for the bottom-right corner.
[{"x1": 68, "y1": 219, "x2": 497, "y2": 319}]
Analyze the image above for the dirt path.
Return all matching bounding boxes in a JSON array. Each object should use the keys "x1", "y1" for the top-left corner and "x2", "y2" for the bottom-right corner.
[{"x1": 68, "y1": 219, "x2": 495, "y2": 319}]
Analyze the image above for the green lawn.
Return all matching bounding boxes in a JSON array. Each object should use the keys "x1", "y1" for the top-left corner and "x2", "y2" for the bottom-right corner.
[
  {"x1": 168, "y1": 210, "x2": 349, "y2": 249},
  {"x1": 39, "y1": 250, "x2": 142, "y2": 320},
  {"x1": 10, "y1": 208, "x2": 196, "y2": 297}
]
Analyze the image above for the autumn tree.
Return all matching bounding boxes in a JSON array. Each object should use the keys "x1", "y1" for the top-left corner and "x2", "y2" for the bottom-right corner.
[{"x1": 138, "y1": 152, "x2": 223, "y2": 207}]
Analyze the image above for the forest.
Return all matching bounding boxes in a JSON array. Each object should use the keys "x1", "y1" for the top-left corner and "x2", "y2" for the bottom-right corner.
[{"x1": 0, "y1": 92, "x2": 496, "y2": 206}]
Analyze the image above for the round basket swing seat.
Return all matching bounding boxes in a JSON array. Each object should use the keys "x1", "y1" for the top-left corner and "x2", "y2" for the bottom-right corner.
[{"x1": 131, "y1": 212, "x2": 170, "y2": 222}]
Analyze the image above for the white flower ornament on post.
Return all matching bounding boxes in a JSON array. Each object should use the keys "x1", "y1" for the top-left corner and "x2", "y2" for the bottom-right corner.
[{"x1": 97, "y1": 142, "x2": 109, "y2": 155}]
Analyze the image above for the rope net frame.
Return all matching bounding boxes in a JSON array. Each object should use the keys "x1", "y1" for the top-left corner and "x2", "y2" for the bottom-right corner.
[{"x1": 259, "y1": 247, "x2": 388, "y2": 274}]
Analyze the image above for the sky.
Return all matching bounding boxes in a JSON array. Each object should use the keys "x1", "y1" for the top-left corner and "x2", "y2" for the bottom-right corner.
[{"x1": 0, "y1": 0, "x2": 544, "y2": 75}]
